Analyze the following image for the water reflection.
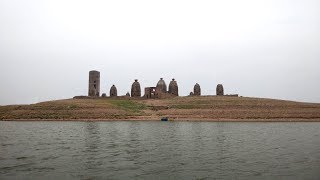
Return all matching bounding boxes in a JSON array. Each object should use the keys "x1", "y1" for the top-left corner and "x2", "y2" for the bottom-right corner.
[
  {"x1": 83, "y1": 122, "x2": 102, "y2": 175},
  {"x1": 126, "y1": 122, "x2": 142, "y2": 161},
  {"x1": 215, "y1": 122, "x2": 230, "y2": 178}
]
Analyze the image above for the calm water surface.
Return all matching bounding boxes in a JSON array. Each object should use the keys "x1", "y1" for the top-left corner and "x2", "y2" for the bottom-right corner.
[{"x1": 0, "y1": 121, "x2": 320, "y2": 179}]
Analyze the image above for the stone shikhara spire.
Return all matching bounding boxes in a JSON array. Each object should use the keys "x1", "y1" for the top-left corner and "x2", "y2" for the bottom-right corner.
[
  {"x1": 194, "y1": 83, "x2": 201, "y2": 96},
  {"x1": 131, "y1": 79, "x2": 141, "y2": 97},
  {"x1": 156, "y1": 78, "x2": 167, "y2": 93},
  {"x1": 110, "y1": 85, "x2": 118, "y2": 97},
  {"x1": 216, "y1": 84, "x2": 224, "y2": 96},
  {"x1": 169, "y1": 78, "x2": 179, "y2": 96}
]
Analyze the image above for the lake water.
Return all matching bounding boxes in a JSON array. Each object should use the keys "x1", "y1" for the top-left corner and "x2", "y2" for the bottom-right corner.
[{"x1": 0, "y1": 121, "x2": 320, "y2": 179}]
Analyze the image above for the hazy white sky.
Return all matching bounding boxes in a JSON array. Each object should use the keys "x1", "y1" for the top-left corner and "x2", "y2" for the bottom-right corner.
[{"x1": 0, "y1": 0, "x2": 319, "y2": 105}]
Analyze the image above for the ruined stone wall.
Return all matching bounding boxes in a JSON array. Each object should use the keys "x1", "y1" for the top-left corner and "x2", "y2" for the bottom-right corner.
[
  {"x1": 144, "y1": 87, "x2": 156, "y2": 99},
  {"x1": 88, "y1": 70, "x2": 100, "y2": 97}
]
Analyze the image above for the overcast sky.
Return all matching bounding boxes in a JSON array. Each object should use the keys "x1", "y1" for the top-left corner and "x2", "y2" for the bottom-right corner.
[{"x1": 0, "y1": 0, "x2": 319, "y2": 105}]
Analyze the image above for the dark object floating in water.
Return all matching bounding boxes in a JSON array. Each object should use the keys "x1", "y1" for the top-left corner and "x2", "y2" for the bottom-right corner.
[{"x1": 161, "y1": 117, "x2": 168, "y2": 121}]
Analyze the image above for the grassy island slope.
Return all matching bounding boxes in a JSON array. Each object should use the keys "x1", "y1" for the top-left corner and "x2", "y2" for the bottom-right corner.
[{"x1": 1, "y1": 96, "x2": 320, "y2": 121}]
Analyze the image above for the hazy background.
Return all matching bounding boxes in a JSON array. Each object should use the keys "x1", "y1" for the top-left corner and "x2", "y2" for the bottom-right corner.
[{"x1": 0, "y1": 0, "x2": 319, "y2": 105}]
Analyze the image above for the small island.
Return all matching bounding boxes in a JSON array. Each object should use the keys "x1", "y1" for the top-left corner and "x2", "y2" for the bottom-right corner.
[
  {"x1": 1, "y1": 70, "x2": 319, "y2": 121},
  {"x1": 1, "y1": 96, "x2": 320, "y2": 121}
]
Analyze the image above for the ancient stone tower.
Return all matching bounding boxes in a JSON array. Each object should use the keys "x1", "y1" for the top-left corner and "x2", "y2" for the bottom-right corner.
[
  {"x1": 168, "y1": 78, "x2": 179, "y2": 96},
  {"x1": 156, "y1": 78, "x2": 167, "y2": 93},
  {"x1": 110, "y1": 85, "x2": 117, "y2": 97},
  {"x1": 131, "y1": 79, "x2": 141, "y2": 97},
  {"x1": 88, "y1": 70, "x2": 100, "y2": 97},
  {"x1": 194, "y1": 83, "x2": 201, "y2": 96},
  {"x1": 216, "y1": 84, "x2": 224, "y2": 96}
]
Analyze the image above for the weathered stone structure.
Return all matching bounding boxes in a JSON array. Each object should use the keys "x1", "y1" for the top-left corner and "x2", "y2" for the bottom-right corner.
[
  {"x1": 144, "y1": 87, "x2": 156, "y2": 99},
  {"x1": 131, "y1": 79, "x2": 141, "y2": 97},
  {"x1": 143, "y1": 78, "x2": 180, "y2": 99},
  {"x1": 85, "y1": 71, "x2": 235, "y2": 99},
  {"x1": 168, "y1": 79, "x2": 179, "y2": 96},
  {"x1": 156, "y1": 78, "x2": 167, "y2": 93},
  {"x1": 216, "y1": 84, "x2": 224, "y2": 96},
  {"x1": 88, "y1": 70, "x2": 100, "y2": 97},
  {"x1": 194, "y1": 83, "x2": 201, "y2": 96},
  {"x1": 110, "y1": 85, "x2": 117, "y2": 97},
  {"x1": 155, "y1": 78, "x2": 168, "y2": 98}
]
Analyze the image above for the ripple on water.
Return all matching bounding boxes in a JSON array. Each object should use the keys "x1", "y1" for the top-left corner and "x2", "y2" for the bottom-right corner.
[{"x1": 0, "y1": 121, "x2": 320, "y2": 179}]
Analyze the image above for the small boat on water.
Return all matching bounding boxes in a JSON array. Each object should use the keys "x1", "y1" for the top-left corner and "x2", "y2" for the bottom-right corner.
[{"x1": 161, "y1": 117, "x2": 169, "y2": 121}]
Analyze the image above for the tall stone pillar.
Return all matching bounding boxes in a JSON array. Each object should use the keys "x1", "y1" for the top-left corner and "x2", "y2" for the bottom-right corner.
[{"x1": 88, "y1": 70, "x2": 100, "y2": 97}]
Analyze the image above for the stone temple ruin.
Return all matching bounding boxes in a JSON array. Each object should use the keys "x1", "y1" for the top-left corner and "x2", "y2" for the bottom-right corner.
[
  {"x1": 157, "y1": 78, "x2": 167, "y2": 93},
  {"x1": 168, "y1": 79, "x2": 179, "y2": 96},
  {"x1": 193, "y1": 83, "x2": 201, "y2": 96},
  {"x1": 144, "y1": 78, "x2": 179, "y2": 99},
  {"x1": 144, "y1": 87, "x2": 156, "y2": 99},
  {"x1": 131, "y1": 79, "x2": 141, "y2": 98},
  {"x1": 216, "y1": 84, "x2": 224, "y2": 96},
  {"x1": 110, "y1": 85, "x2": 117, "y2": 97},
  {"x1": 85, "y1": 70, "x2": 238, "y2": 98}
]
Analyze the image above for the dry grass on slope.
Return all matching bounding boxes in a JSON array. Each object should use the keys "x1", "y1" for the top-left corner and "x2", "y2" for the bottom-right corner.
[
  {"x1": 1, "y1": 96, "x2": 320, "y2": 121},
  {"x1": 142, "y1": 96, "x2": 320, "y2": 120},
  {"x1": 0, "y1": 99, "x2": 146, "y2": 120}
]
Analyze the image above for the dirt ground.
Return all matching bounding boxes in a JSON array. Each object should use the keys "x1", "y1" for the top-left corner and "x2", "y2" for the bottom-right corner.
[{"x1": 1, "y1": 96, "x2": 320, "y2": 121}]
